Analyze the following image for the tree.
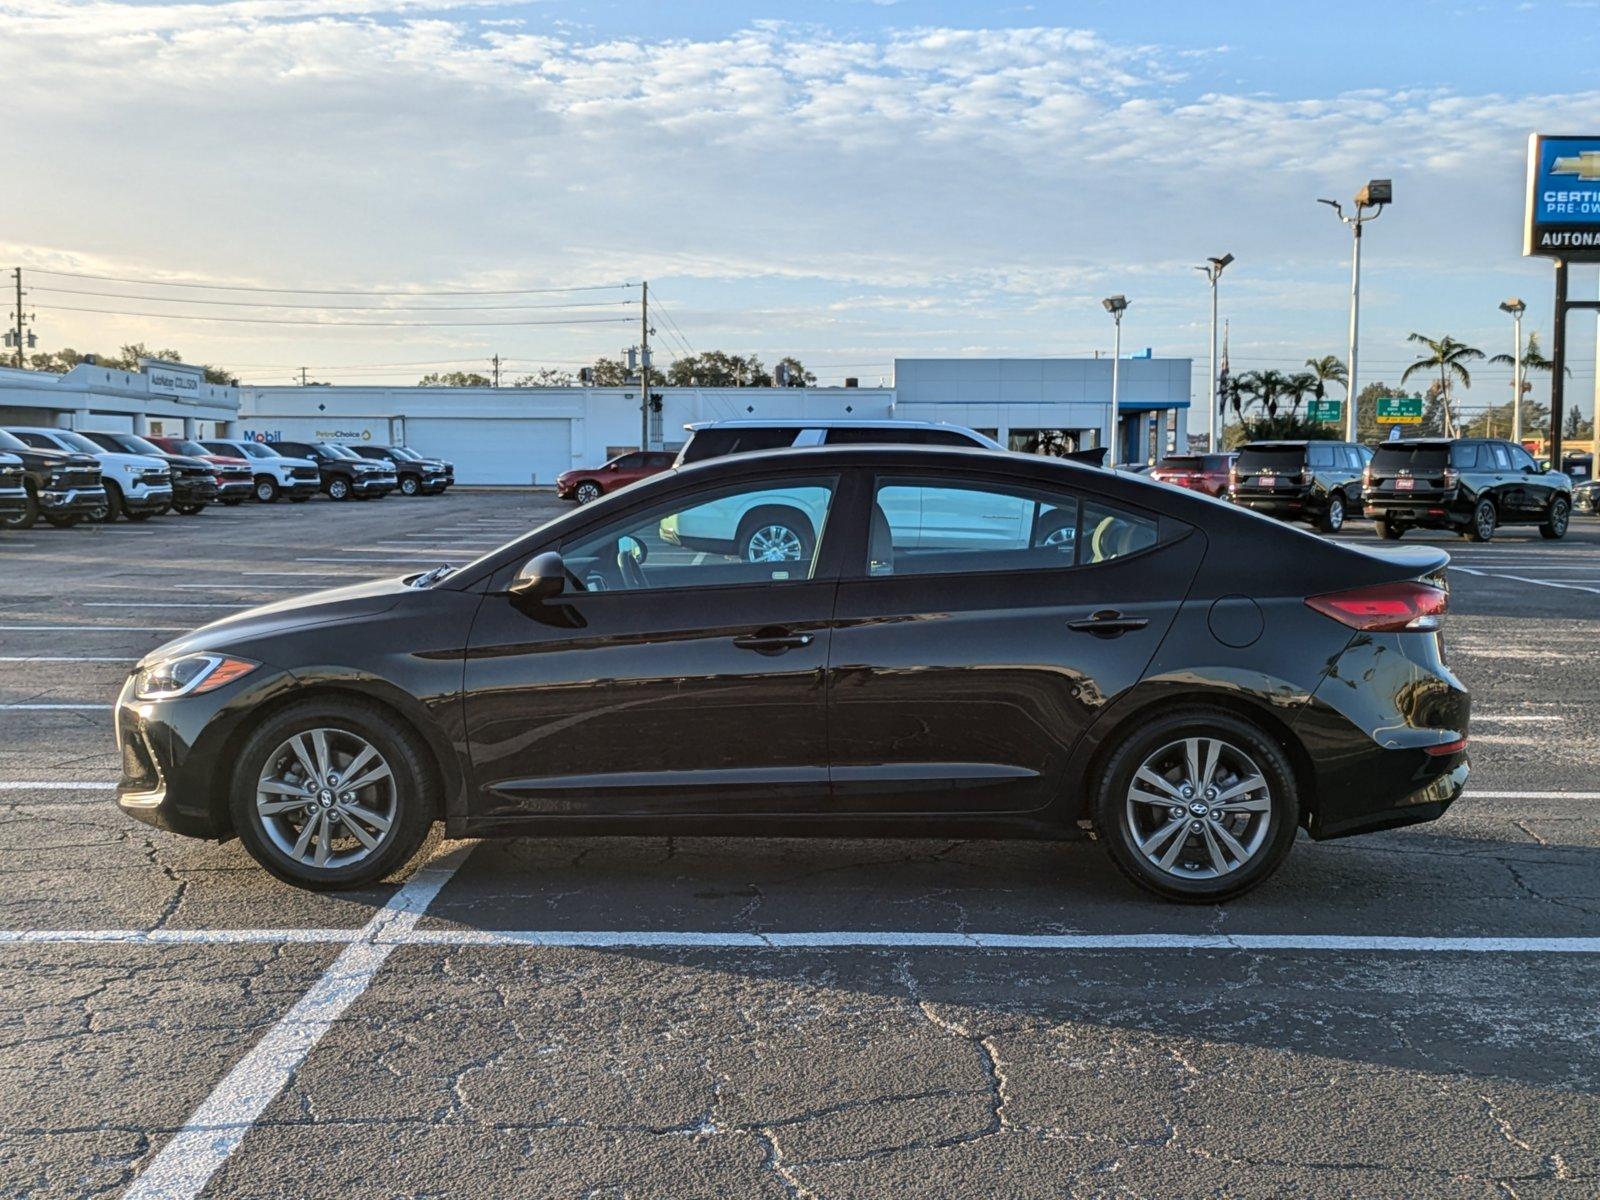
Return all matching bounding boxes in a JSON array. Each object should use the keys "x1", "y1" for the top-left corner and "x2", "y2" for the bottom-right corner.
[
  {"x1": 27, "y1": 342, "x2": 232, "y2": 384},
  {"x1": 585, "y1": 356, "x2": 664, "y2": 386},
  {"x1": 417, "y1": 371, "x2": 491, "y2": 387},
  {"x1": 1304, "y1": 355, "x2": 1348, "y2": 397},
  {"x1": 665, "y1": 351, "x2": 773, "y2": 388},
  {"x1": 512, "y1": 367, "x2": 576, "y2": 387},
  {"x1": 774, "y1": 357, "x2": 816, "y2": 387},
  {"x1": 1282, "y1": 372, "x2": 1320, "y2": 415},
  {"x1": 1401, "y1": 334, "x2": 1483, "y2": 438}
]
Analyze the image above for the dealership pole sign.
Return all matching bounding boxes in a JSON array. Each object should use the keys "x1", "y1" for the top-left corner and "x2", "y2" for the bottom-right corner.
[{"x1": 1525, "y1": 135, "x2": 1600, "y2": 258}]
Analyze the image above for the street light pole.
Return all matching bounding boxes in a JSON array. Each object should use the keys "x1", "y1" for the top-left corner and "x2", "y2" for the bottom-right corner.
[
  {"x1": 1499, "y1": 299, "x2": 1526, "y2": 443},
  {"x1": 1319, "y1": 180, "x2": 1392, "y2": 442},
  {"x1": 1102, "y1": 294, "x2": 1129, "y2": 463},
  {"x1": 1197, "y1": 255, "x2": 1233, "y2": 453}
]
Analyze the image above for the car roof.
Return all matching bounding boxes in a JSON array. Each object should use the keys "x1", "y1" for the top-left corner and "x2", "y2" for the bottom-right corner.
[
  {"x1": 671, "y1": 442, "x2": 1082, "y2": 481},
  {"x1": 683, "y1": 419, "x2": 981, "y2": 432}
]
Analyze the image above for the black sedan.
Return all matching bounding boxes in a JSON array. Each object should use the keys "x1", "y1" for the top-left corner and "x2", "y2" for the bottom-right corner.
[{"x1": 112, "y1": 446, "x2": 1470, "y2": 903}]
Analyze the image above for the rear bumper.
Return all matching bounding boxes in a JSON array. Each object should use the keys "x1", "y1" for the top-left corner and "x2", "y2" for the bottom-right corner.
[
  {"x1": 1230, "y1": 492, "x2": 1312, "y2": 518},
  {"x1": 1362, "y1": 498, "x2": 1467, "y2": 526}
]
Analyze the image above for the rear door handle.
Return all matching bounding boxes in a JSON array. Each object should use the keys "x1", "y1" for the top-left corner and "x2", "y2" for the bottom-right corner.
[
  {"x1": 1067, "y1": 611, "x2": 1149, "y2": 637},
  {"x1": 733, "y1": 631, "x2": 815, "y2": 654}
]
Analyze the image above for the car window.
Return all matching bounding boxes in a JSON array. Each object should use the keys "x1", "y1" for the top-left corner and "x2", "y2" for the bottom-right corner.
[
  {"x1": 645, "y1": 452, "x2": 676, "y2": 468},
  {"x1": 11, "y1": 432, "x2": 59, "y2": 450},
  {"x1": 1507, "y1": 444, "x2": 1538, "y2": 472},
  {"x1": 1452, "y1": 443, "x2": 1479, "y2": 469},
  {"x1": 1489, "y1": 443, "x2": 1512, "y2": 470},
  {"x1": 1235, "y1": 446, "x2": 1304, "y2": 473},
  {"x1": 678, "y1": 427, "x2": 800, "y2": 464},
  {"x1": 561, "y1": 476, "x2": 838, "y2": 592},
  {"x1": 867, "y1": 478, "x2": 1081, "y2": 577},
  {"x1": 613, "y1": 453, "x2": 646, "y2": 469},
  {"x1": 1372, "y1": 443, "x2": 1448, "y2": 473},
  {"x1": 1339, "y1": 446, "x2": 1360, "y2": 469},
  {"x1": 1307, "y1": 444, "x2": 1335, "y2": 469}
]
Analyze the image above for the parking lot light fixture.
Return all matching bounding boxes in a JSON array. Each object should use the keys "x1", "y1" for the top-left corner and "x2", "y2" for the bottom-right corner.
[
  {"x1": 1499, "y1": 298, "x2": 1527, "y2": 443},
  {"x1": 1198, "y1": 256, "x2": 1233, "y2": 452},
  {"x1": 1320, "y1": 180, "x2": 1392, "y2": 441},
  {"x1": 1103, "y1": 295, "x2": 1129, "y2": 462}
]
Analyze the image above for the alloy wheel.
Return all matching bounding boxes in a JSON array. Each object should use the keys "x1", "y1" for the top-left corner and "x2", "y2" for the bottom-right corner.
[
  {"x1": 576, "y1": 482, "x2": 601, "y2": 504},
  {"x1": 1549, "y1": 499, "x2": 1570, "y2": 536},
  {"x1": 745, "y1": 524, "x2": 803, "y2": 561},
  {"x1": 1124, "y1": 737, "x2": 1272, "y2": 881},
  {"x1": 1327, "y1": 496, "x2": 1344, "y2": 531},
  {"x1": 255, "y1": 727, "x2": 397, "y2": 870}
]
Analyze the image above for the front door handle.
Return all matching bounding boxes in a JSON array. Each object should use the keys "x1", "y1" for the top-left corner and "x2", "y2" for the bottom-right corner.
[
  {"x1": 733, "y1": 630, "x2": 815, "y2": 654},
  {"x1": 1067, "y1": 611, "x2": 1149, "y2": 638}
]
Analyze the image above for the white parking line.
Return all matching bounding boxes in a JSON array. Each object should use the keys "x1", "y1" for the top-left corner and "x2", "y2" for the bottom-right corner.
[
  {"x1": 83, "y1": 602, "x2": 252, "y2": 610},
  {"x1": 1450, "y1": 567, "x2": 1600, "y2": 594},
  {"x1": 0, "y1": 703, "x2": 111, "y2": 711},
  {"x1": 0, "y1": 624, "x2": 185, "y2": 632},
  {"x1": 119, "y1": 841, "x2": 476, "y2": 1200}
]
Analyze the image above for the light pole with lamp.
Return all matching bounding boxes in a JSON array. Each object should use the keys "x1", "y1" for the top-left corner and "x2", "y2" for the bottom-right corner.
[
  {"x1": 1196, "y1": 255, "x2": 1233, "y2": 453},
  {"x1": 1498, "y1": 298, "x2": 1526, "y2": 444},
  {"x1": 1103, "y1": 294, "x2": 1129, "y2": 463},
  {"x1": 1318, "y1": 179, "x2": 1392, "y2": 442}
]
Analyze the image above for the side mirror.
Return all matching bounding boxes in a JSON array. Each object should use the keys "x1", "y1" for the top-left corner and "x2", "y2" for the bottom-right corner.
[
  {"x1": 510, "y1": 551, "x2": 566, "y2": 600},
  {"x1": 617, "y1": 534, "x2": 647, "y2": 564}
]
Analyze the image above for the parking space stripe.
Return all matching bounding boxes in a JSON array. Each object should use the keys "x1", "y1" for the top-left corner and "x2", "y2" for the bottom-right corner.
[
  {"x1": 0, "y1": 703, "x2": 111, "y2": 711},
  {"x1": 0, "y1": 624, "x2": 186, "y2": 632},
  {"x1": 118, "y1": 840, "x2": 476, "y2": 1200},
  {"x1": 1452, "y1": 566, "x2": 1600, "y2": 594}
]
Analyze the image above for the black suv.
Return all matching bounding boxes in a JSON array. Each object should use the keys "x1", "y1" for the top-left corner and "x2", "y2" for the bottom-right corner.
[
  {"x1": 274, "y1": 441, "x2": 397, "y2": 501},
  {"x1": 82, "y1": 431, "x2": 220, "y2": 516},
  {"x1": 346, "y1": 445, "x2": 451, "y2": 495},
  {"x1": 1228, "y1": 440, "x2": 1370, "y2": 533},
  {"x1": 1363, "y1": 437, "x2": 1572, "y2": 542},
  {"x1": 0, "y1": 428, "x2": 106, "y2": 530}
]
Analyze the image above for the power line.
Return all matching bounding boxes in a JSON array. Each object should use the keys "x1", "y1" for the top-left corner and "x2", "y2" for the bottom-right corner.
[
  {"x1": 28, "y1": 285, "x2": 635, "y2": 313},
  {"x1": 26, "y1": 267, "x2": 637, "y2": 297},
  {"x1": 31, "y1": 302, "x2": 637, "y2": 329}
]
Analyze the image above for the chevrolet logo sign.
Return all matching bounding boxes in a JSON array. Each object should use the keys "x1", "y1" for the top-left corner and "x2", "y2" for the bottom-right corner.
[{"x1": 1551, "y1": 151, "x2": 1600, "y2": 181}]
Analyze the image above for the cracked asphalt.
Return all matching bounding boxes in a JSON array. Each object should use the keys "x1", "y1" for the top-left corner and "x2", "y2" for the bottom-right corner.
[{"x1": 2, "y1": 491, "x2": 1598, "y2": 1198}]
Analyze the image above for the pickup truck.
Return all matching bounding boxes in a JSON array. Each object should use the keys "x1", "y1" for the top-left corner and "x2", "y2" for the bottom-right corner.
[
  {"x1": 147, "y1": 436, "x2": 254, "y2": 506},
  {"x1": 201, "y1": 438, "x2": 321, "y2": 503},
  {"x1": 0, "y1": 428, "x2": 106, "y2": 529},
  {"x1": 83, "y1": 430, "x2": 219, "y2": 516},
  {"x1": 273, "y1": 440, "x2": 397, "y2": 500},
  {"x1": 5, "y1": 426, "x2": 169, "y2": 523},
  {"x1": 0, "y1": 447, "x2": 25, "y2": 521},
  {"x1": 345, "y1": 444, "x2": 452, "y2": 495}
]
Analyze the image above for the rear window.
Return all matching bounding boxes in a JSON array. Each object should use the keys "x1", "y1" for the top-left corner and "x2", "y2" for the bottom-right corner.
[
  {"x1": 825, "y1": 426, "x2": 977, "y2": 447},
  {"x1": 678, "y1": 427, "x2": 799, "y2": 464},
  {"x1": 1157, "y1": 456, "x2": 1202, "y2": 470},
  {"x1": 1235, "y1": 446, "x2": 1306, "y2": 473},
  {"x1": 1371, "y1": 443, "x2": 1449, "y2": 473}
]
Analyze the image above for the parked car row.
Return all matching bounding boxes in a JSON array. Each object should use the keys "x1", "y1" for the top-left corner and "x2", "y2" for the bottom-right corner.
[{"x1": 0, "y1": 430, "x2": 453, "y2": 530}]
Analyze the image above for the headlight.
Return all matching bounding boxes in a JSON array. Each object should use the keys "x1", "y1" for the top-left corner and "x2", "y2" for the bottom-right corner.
[{"x1": 132, "y1": 653, "x2": 258, "y2": 700}]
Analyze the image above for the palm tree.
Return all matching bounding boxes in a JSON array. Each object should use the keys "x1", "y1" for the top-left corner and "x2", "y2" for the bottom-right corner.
[
  {"x1": 1253, "y1": 369, "x2": 1290, "y2": 418},
  {"x1": 1304, "y1": 355, "x2": 1348, "y2": 398},
  {"x1": 1401, "y1": 334, "x2": 1484, "y2": 438},
  {"x1": 1283, "y1": 372, "x2": 1320, "y2": 414},
  {"x1": 1489, "y1": 331, "x2": 1558, "y2": 398}
]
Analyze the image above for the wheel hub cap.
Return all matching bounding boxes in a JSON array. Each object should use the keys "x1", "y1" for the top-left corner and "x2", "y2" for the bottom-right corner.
[
  {"x1": 1125, "y1": 736, "x2": 1273, "y2": 881},
  {"x1": 256, "y1": 727, "x2": 397, "y2": 870}
]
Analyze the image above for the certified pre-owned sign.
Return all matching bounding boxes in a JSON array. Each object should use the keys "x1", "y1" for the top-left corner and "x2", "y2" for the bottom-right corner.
[{"x1": 1525, "y1": 133, "x2": 1600, "y2": 259}]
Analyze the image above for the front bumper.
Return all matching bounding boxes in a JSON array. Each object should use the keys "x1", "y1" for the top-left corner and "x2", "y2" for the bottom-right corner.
[
  {"x1": 283, "y1": 477, "x2": 322, "y2": 498},
  {"x1": 124, "y1": 485, "x2": 175, "y2": 514},
  {"x1": 217, "y1": 478, "x2": 253, "y2": 499},
  {"x1": 173, "y1": 477, "x2": 220, "y2": 505},
  {"x1": 40, "y1": 485, "x2": 108, "y2": 515},
  {"x1": 353, "y1": 474, "x2": 396, "y2": 495}
]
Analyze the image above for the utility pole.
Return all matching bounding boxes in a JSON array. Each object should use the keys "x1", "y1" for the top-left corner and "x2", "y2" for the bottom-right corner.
[
  {"x1": 491, "y1": 354, "x2": 502, "y2": 388},
  {"x1": 298, "y1": 367, "x2": 308, "y2": 386},
  {"x1": 639, "y1": 281, "x2": 651, "y2": 450},
  {"x1": 11, "y1": 268, "x2": 23, "y2": 369}
]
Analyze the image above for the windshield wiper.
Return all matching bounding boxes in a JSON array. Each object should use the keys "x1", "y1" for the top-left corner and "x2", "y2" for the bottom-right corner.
[{"x1": 412, "y1": 564, "x2": 456, "y2": 588}]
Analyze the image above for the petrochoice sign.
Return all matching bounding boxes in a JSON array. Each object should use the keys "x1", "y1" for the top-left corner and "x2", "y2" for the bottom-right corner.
[{"x1": 1525, "y1": 134, "x2": 1600, "y2": 259}]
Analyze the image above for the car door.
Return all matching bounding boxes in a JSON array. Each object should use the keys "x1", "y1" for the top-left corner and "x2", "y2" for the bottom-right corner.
[
  {"x1": 1505, "y1": 443, "x2": 1550, "y2": 519},
  {"x1": 1483, "y1": 441, "x2": 1518, "y2": 515},
  {"x1": 827, "y1": 470, "x2": 1204, "y2": 814},
  {"x1": 461, "y1": 471, "x2": 853, "y2": 820}
]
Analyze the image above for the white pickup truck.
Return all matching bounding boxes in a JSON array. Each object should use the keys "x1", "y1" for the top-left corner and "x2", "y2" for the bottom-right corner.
[
  {"x1": 201, "y1": 438, "x2": 322, "y2": 503},
  {"x1": 5, "y1": 426, "x2": 173, "y2": 522}
]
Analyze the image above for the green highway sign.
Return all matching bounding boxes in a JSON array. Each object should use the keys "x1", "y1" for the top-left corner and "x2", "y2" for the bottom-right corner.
[
  {"x1": 1310, "y1": 398, "x2": 1342, "y2": 422},
  {"x1": 1376, "y1": 395, "x2": 1424, "y2": 424}
]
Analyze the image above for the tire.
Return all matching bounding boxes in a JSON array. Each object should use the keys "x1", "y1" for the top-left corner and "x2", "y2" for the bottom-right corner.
[
  {"x1": 1093, "y1": 707, "x2": 1300, "y2": 903},
  {"x1": 735, "y1": 507, "x2": 815, "y2": 563},
  {"x1": 228, "y1": 699, "x2": 438, "y2": 890},
  {"x1": 400, "y1": 476, "x2": 420, "y2": 497},
  {"x1": 3, "y1": 489, "x2": 40, "y2": 531},
  {"x1": 254, "y1": 476, "x2": 280, "y2": 504},
  {"x1": 1373, "y1": 516, "x2": 1403, "y2": 540},
  {"x1": 92, "y1": 481, "x2": 123, "y2": 524},
  {"x1": 174, "y1": 502, "x2": 205, "y2": 516},
  {"x1": 574, "y1": 481, "x2": 602, "y2": 505},
  {"x1": 221, "y1": 497, "x2": 245, "y2": 508},
  {"x1": 1317, "y1": 493, "x2": 1346, "y2": 534},
  {"x1": 1467, "y1": 498, "x2": 1496, "y2": 543},
  {"x1": 43, "y1": 513, "x2": 83, "y2": 528},
  {"x1": 328, "y1": 476, "x2": 351, "y2": 501},
  {"x1": 1541, "y1": 497, "x2": 1570, "y2": 540}
]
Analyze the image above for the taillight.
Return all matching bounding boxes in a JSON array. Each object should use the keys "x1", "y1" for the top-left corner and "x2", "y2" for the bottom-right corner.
[
  {"x1": 1229, "y1": 468, "x2": 1239, "y2": 488},
  {"x1": 1441, "y1": 467, "x2": 1460, "y2": 488},
  {"x1": 1300, "y1": 467, "x2": 1313, "y2": 484},
  {"x1": 1305, "y1": 581, "x2": 1448, "y2": 632},
  {"x1": 1362, "y1": 465, "x2": 1372, "y2": 487}
]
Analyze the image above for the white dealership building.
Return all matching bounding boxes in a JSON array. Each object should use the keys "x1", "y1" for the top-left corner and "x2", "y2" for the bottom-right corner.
[{"x1": 0, "y1": 355, "x2": 1192, "y2": 484}]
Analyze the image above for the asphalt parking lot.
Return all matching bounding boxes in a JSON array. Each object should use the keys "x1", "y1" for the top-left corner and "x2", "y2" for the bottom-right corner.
[{"x1": 2, "y1": 494, "x2": 1599, "y2": 1199}]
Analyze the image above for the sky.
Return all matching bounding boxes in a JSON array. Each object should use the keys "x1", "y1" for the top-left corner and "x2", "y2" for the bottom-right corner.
[{"x1": 5, "y1": 0, "x2": 1600, "y2": 428}]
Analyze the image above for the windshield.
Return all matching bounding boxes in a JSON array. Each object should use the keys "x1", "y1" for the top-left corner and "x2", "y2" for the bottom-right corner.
[
  {"x1": 240, "y1": 442, "x2": 281, "y2": 460},
  {"x1": 320, "y1": 443, "x2": 361, "y2": 460},
  {"x1": 111, "y1": 433, "x2": 165, "y2": 456},
  {"x1": 52, "y1": 430, "x2": 104, "y2": 454},
  {"x1": 1371, "y1": 443, "x2": 1449, "y2": 472},
  {"x1": 0, "y1": 429, "x2": 25, "y2": 452},
  {"x1": 169, "y1": 439, "x2": 210, "y2": 456},
  {"x1": 392, "y1": 447, "x2": 424, "y2": 461},
  {"x1": 1235, "y1": 446, "x2": 1306, "y2": 473}
]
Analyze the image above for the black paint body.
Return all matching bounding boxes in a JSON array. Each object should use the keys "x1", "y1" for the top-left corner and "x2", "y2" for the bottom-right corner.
[{"x1": 115, "y1": 447, "x2": 1470, "y2": 849}]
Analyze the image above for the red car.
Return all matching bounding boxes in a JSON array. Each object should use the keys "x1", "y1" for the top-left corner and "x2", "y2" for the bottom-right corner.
[
  {"x1": 147, "y1": 436, "x2": 255, "y2": 506},
  {"x1": 1150, "y1": 453, "x2": 1235, "y2": 497},
  {"x1": 556, "y1": 450, "x2": 676, "y2": 504}
]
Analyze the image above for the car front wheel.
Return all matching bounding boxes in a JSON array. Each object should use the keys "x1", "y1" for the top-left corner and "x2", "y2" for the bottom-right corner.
[
  {"x1": 400, "y1": 476, "x2": 420, "y2": 496},
  {"x1": 1541, "y1": 497, "x2": 1570, "y2": 540},
  {"x1": 229, "y1": 700, "x2": 436, "y2": 889},
  {"x1": 329, "y1": 477, "x2": 350, "y2": 501},
  {"x1": 1093, "y1": 708, "x2": 1299, "y2": 903},
  {"x1": 255, "y1": 476, "x2": 280, "y2": 503},
  {"x1": 575, "y1": 481, "x2": 602, "y2": 505}
]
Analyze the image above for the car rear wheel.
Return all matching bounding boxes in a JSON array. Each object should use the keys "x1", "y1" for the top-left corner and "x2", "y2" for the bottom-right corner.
[
  {"x1": 574, "y1": 481, "x2": 602, "y2": 505},
  {"x1": 400, "y1": 476, "x2": 420, "y2": 496},
  {"x1": 1093, "y1": 708, "x2": 1299, "y2": 903},
  {"x1": 230, "y1": 700, "x2": 436, "y2": 889},
  {"x1": 737, "y1": 507, "x2": 814, "y2": 563},
  {"x1": 1318, "y1": 493, "x2": 1346, "y2": 534},
  {"x1": 1541, "y1": 497, "x2": 1570, "y2": 540},
  {"x1": 1373, "y1": 516, "x2": 1404, "y2": 540},
  {"x1": 255, "y1": 476, "x2": 280, "y2": 503},
  {"x1": 1466, "y1": 499, "x2": 1496, "y2": 543}
]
